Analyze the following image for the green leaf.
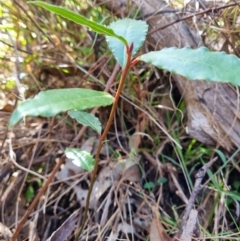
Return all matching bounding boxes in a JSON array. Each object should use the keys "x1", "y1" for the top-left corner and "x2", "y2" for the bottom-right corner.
[
  {"x1": 28, "y1": 1, "x2": 127, "y2": 45},
  {"x1": 233, "y1": 181, "x2": 240, "y2": 190},
  {"x1": 138, "y1": 47, "x2": 240, "y2": 85},
  {"x1": 26, "y1": 186, "x2": 35, "y2": 202},
  {"x1": 65, "y1": 148, "x2": 95, "y2": 171},
  {"x1": 68, "y1": 110, "x2": 101, "y2": 134},
  {"x1": 106, "y1": 18, "x2": 148, "y2": 67},
  {"x1": 144, "y1": 181, "x2": 156, "y2": 190},
  {"x1": 9, "y1": 88, "x2": 114, "y2": 128},
  {"x1": 223, "y1": 190, "x2": 240, "y2": 201},
  {"x1": 157, "y1": 177, "x2": 167, "y2": 185}
]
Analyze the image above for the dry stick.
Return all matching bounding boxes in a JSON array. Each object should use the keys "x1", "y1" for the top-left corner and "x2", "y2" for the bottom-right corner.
[
  {"x1": 148, "y1": 2, "x2": 239, "y2": 35},
  {"x1": 174, "y1": 156, "x2": 218, "y2": 240},
  {"x1": 74, "y1": 46, "x2": 133, "y2": 241},
  {"x1": 179, "y1": 209, "x2": 198, "y2": 241},
  {"x1": 11, "y1": 156, "x2": 66, "y2": 241}
]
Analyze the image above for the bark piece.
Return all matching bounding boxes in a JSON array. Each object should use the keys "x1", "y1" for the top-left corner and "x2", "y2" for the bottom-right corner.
[
  {"x1": 179, "y1": 209, "x2": 198, "y2": 241},
  {"x1": 96, "y1": 0, "x2": 240, "y2": 150}
]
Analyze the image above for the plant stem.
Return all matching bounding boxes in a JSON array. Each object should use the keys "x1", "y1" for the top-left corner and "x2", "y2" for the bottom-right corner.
[{"x1": 74, "y1": 48, "x2": 133, "y2": 241}]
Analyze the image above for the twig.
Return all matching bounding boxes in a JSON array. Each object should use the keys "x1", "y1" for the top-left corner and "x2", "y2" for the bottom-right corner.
[
  {"x1": 148, "y1": 2, "x2": 239, "y2": 35},
  {"x1": 174, "y1": 156, "x2": 218, "y2": 240},
  {"x1": 11, "y1": 156, "x2": 66, "y2": 241},
  {"x1": 180, "y1": 209, "x2": 198, "y2": 241}
]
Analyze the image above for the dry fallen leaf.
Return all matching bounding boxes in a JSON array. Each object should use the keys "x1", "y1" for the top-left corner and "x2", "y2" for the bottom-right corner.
[
  {"x1": 46, "y1": 209, "x2": 80, "y2": 241},
  {"x1": 75, "y1": 164, "x2": 122, "y2": 208},
  {"x1": 150, "y1": 213, "x2": 173, "y2": 241},
  {"x1": 75, "y1": 156, "x2": 141, "y2": 208}
]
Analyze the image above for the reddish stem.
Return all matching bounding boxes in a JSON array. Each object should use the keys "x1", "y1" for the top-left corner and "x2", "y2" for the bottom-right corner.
[{"x1": 74, "y1": 47, "x2": 133, "y2": 241}]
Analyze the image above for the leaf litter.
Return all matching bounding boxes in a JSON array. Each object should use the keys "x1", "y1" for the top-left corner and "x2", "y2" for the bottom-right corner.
[{"x1": 1, "y1": 1, "x2": 240, "y2": 241}]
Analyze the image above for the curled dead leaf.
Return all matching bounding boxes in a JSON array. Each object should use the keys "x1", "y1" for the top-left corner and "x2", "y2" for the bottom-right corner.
[{"x1": 150, "y1": 215, "x2": 173, "y2": 241}]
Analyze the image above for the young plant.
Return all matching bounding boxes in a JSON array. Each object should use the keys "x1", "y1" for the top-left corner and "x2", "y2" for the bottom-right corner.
[{"x1": 9, "y1": 1, "x2": 240, "y2": 240}]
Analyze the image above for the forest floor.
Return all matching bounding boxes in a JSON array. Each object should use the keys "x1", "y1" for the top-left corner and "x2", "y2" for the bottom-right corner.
[{"x1": 1, "y1": 1, "x2": 240, "y2": 241}]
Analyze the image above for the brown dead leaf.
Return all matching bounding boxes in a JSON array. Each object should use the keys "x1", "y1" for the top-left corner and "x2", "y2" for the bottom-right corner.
[
  {"x1": 150, "y1": 214, "x2": 173, "y2": 241},
  {"x1": 118, "y1": 154, "x2": 141, "y2": 182},
  {"x1": 46, "y1": 208, "x2": 80, "y2": 241},
  {"x1": 116, "y1": 155, "x2": 141, "y2": 194},
  {"x1": 75, "y1": 163, "x2": 122, "y2": 208},
  {"x1": 75, "y1": 155, "x2": 141, "y2": 208},
  {"x1": 129, "y1": 115, "x2": 148, "y2": 152},
  {"x1": 121, "y1": 163, "x2": 140, "y2": 182}
]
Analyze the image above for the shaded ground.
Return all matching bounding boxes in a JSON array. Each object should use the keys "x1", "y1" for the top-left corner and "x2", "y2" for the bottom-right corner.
[{"x1": 1, "y1": 0, "x2": 240, "y2": 240}]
